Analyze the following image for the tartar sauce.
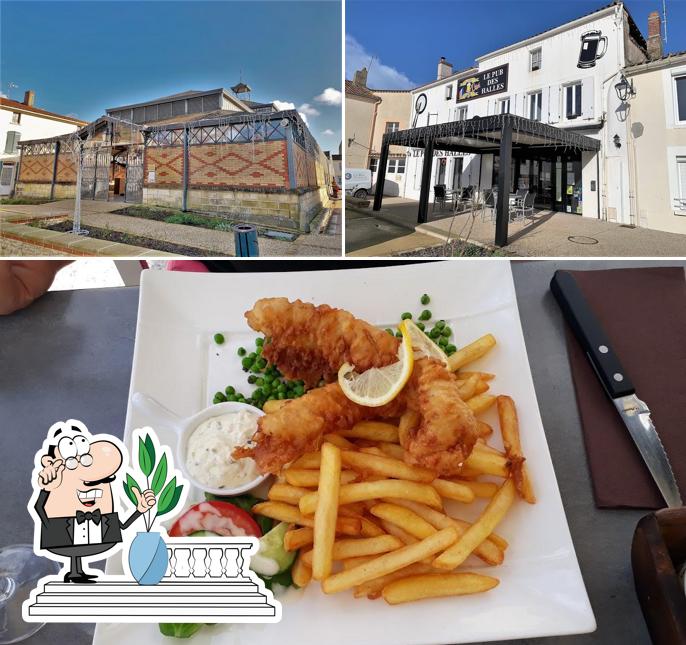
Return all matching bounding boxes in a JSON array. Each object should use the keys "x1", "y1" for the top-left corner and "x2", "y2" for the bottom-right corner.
[{"x1": 185, "y1": 410, "x2": 259, "y2": 489}]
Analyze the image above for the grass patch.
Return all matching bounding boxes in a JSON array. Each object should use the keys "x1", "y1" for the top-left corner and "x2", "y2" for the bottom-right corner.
[
  {"x1": 394, "y1": 239, "x2": 509, "y2": 258},
  {"x1": 114, "y1": 205, "x2": 231, "y2": 230},
  {"x1": 34, "y1": 219, "x2": 214, "y2": 256},
  {"x1": 0, "y1": 197, "x2": 54, "y2": 205}
]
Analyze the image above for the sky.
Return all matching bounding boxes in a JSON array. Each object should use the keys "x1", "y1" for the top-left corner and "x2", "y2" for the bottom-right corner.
[
  {"x1": 0, "y1": 0, "x2": 342, "y2": 150},
  {"x1": 346, "y1": 0, "x2": 686, "y2": 89}
]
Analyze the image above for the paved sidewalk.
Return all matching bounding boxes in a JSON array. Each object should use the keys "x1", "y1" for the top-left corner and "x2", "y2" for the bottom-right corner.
[{"x1": 347, "y1": 197, "x2": 686, "y2": 257}]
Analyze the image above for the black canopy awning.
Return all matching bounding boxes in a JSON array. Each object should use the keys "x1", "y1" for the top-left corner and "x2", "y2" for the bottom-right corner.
[{"x1": 373, "y1": 113, "x2": 600, "y2": 247}]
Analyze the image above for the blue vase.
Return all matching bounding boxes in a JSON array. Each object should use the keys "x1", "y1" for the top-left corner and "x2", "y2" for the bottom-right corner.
[{"x1": 128, "y1": 531, "x2": 169, "y2": 585}]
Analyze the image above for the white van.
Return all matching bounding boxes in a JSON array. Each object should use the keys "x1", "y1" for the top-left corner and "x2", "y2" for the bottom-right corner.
[{"x1": 344, "y1": 168, "x2": 372, "y2": 199}]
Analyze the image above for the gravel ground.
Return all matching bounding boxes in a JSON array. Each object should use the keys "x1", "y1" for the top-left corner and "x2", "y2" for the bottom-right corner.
[
  {"x1": 0, "y1": 238, "x2": 71, "y2": 256},
  {"x1": 393, "y1": 239, "x2": 508, "y2": 257}
]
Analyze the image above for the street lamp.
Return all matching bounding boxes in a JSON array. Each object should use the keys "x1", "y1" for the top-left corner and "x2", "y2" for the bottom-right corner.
[{"x1": 614, "y1": 74, "x2": 635, "y2": 102}]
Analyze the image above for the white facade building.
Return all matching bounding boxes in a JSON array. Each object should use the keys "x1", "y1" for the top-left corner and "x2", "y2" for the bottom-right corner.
[
  {"x1": 0, "y1": 91, "x2": 86, "y2": 196},
  {"x1": 397, "y1": 2, "x2": 649, "y2": 224}
]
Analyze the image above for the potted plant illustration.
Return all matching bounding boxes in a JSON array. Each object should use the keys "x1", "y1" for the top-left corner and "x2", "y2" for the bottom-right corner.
[{"x1": 124, "y1": 431, "x2": 184, "y2": 585}]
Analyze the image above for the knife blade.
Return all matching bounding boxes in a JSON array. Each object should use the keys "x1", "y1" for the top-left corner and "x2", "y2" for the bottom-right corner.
[{"x1": 550, "y1": 269, "x2": 682, "y2": 508}]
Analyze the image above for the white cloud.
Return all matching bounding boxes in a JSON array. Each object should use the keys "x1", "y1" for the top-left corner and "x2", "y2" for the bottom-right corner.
[
  {"x1": 298, "y1": 103, "x2": 320, "y2": 117},
  {"x1": 0, "y1": 92, "x2": 7, "y2": 98},
  {"x1": 314, "y1": 87, "x2": 342, "y2": 106},
  {"x1": 272, "y1": 100, "x2": 310, "y2": 126},
  {"x1": 345, "y1": 34, "x2": 415, "y2": 90},
  {"x1": 322, "y1": 129, "x2": 335, "y2": 136}
]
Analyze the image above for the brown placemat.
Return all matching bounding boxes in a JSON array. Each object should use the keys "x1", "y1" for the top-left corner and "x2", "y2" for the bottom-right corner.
[{"x1": 563, "y1": 267, "x2": 686, "y2": 509}]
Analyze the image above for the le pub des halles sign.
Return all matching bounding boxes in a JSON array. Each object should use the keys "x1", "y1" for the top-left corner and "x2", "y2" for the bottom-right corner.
[{"x1": 457, "y1": 64, "x2": 509, "y2": 103}]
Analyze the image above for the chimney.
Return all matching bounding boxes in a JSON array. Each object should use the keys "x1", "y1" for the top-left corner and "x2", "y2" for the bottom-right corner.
[
  {"x1": 23, "y1": 90, "x2": 35, "y2": 106},
  {"x1": 353, "y1": 68, "x2": 368, "y2": 87},
  {"x1": 647, "y1": 11, "x2": 663, "y2": 61},
  {"x1": 437, "y1": 57, "x2": 453, "y2": 80}
]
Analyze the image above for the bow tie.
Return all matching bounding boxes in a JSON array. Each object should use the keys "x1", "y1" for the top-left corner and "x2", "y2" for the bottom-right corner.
[{"x1": 76, "y1": 509, "x2": 102, "y2": 525}]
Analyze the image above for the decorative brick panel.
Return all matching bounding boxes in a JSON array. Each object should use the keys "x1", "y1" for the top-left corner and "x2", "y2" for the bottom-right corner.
[
  {"x1": 56, "y1": 156, "x2": 76, "y2": 183},
  {"x1": 18, "y1": 154, "x2": 54, "y2": 183},
  {"x1": 189, "y1": 141, "x2": 288, "y2": 189},
  {"x1": 292, "y1": 142, "x2": 317, "y2": 188},
  {"x1": 145, "y1": 146, "x2": 183, "y2": 188}
]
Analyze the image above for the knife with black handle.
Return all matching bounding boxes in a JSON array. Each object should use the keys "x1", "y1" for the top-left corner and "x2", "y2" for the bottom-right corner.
[{"x1": 551, "y1": 270, "x2": 682, "y2": 508}]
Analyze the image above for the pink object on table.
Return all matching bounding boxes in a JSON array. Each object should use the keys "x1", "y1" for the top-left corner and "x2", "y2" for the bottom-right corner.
[{"x1": 166, "y1": 260, "x2": 209, "y2": 273}]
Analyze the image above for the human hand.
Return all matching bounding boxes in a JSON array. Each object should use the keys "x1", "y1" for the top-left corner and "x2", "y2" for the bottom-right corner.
[
  {"x1": 38, "y1": 458, "x2": 65, "y2": 491},
  {"x1": 133, "y1": 487, "x2": 156, "y2": 513},
  {"x1": 0, "y1": 260, "x2": 72, "y2": 315}
]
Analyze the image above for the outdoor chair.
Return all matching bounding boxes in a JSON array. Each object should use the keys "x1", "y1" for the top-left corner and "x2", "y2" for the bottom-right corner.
[
  {"x1": 481, "y1": 189, "x2": 496, "y2": 222},
  {"x1": 433, "y1": 185, "x2": 448, "y2": 211},
  {"x1": 513, "y1": 191, "x2": 536, "y2": 222}
]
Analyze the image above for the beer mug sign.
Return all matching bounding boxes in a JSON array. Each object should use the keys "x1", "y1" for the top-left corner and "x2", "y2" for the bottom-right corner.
[{"x1": 577, "y1": 30, "x2": 607, "y2": 68}]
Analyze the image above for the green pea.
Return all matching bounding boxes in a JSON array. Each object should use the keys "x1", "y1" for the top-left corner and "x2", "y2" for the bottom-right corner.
[
  {"x1": 214, "y1": 333, "x2": 225, "y2": 345},
  {"x1": 434, "y1": 320, "x2": 445, "y2": 330},
  {"x1": 294, "y1": 385, "x2": 305, "y2": 397},
  {"x1": 401, "y1": 312, "x2": 412, "y2": 320},
  {"x1": 225, "y1": 385, "x2": 236, "y2": 396},
  {"x1": 273, "y1": 368, "x2": 282, "y2": 378},
  {"x1": 277, "y1": 383, "x2": 287, "y2": 394},
  {"x1": 251, "y1": 364, "x2": 262, "y2": 374},
  {"x1": 256, "y1": 358, "x2": 267, "y2": 370},
  {"x1": 420, "y1": 294, "x2": 430, "y2": 305},
  {"x1": 438, "y1": 336, "x2": 449, "y2": 347},
  {"x1": 256, "y1": 346, "x2": 263, "y2": 355},
  {"x1": 386, "y1": 328, "x2": 395, "y2": 335},
  {"x1": 419, "y1": 309, "x2": 432, "y2": 321},
  {"x1": 441, "y1": 327, "x2": 451, "y2": 337},
  {"x1": 237, "y1": 347, "x2": 246, "y2": 356},
  {"x1": 241, "y1": 357, "x2": 254, "y2": 369},
  {"x1": 446, "y1": 344, "x2": 457, "y2": 354},
  {"x1": 248, "y1": 352, "x2": 257, "y2": 361},
  {"x1": 227, "y1": 394, "x2": 237, "y2": 402},
  {"x1": 277, "y1": 392, "x2": 286, "y2": 400},
  {"x1": 236, "y1": 395, "x2": 246, "y2": 403},
  {"x1": 255, "y1": 337, "x2": 264, "y2": 347},
  {"x1": 213, "y1": 392, "x2": 226, "y2": 404},
  {"x1": 263, "y1": 374, "x2": 274, "y2": 384},
  {"x1": 395, "y1": 331, "x2": 402, "y2": 338},
  {"x1": 416, "y1": 322, "x2": 425, "y2": 331},
  {"x1": 247, "y1": 375, "x2": 256, "y2": 384},
  {"x1": 429, "y1": 328, "x2": 441, "y2": 339},
  {"x1": 268, "y1": 394, "x2": 277, "y2": 400},
  {"x1": 256, "y1": 377, "x2": 264, "y2": 386},
  {"x1": 245, "y1": 398, "x2": 253, "y2": 405}
]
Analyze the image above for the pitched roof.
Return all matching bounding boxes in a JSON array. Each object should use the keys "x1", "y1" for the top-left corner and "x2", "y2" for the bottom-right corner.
[
  {"x1": 345, "y1": 80, "x2": 381, "y2": 103},
  {"x1": 0, "y1": 97, "x2": 87, "y2": 125},
  {"x1": 625, "y1": 49, "x2": 686, "y2": 70}
]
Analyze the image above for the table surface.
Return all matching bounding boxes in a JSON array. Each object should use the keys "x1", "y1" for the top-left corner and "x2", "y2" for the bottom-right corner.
[{"x1": 3, "y1": 259, "x2": 685, "y2": 645}]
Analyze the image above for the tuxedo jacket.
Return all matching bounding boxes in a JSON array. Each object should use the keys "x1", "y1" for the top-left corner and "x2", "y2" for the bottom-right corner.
[{"x1": 34, "y1": 489, "x2": 141, "y2": 550}]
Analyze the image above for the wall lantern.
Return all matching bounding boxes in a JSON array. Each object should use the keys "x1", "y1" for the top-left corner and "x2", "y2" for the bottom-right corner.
[
  {"x1": 613, "y1": 134, "x2": 622, "y2": 148},
  {"x1": 614, "y1": 74, "x2": 635, "y2": 102}
]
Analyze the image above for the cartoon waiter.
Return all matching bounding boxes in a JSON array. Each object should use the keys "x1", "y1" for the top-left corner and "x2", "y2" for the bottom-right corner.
[{"x1": 32, "y1": 422, "x2": 155, "y2": 584}]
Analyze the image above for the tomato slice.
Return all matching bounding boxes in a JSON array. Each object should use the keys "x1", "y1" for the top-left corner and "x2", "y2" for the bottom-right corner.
[{"x1": 169, "y1": 500, "x2": 262, "y2": 538}]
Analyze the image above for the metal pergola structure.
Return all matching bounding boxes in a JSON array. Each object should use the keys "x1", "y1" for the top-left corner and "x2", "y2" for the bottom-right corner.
[{"x1": 373, "y1": 113, "x2": 601, "y2": 247}]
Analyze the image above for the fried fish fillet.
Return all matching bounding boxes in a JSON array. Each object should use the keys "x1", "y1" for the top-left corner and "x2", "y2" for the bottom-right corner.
[
  {"x1": 246, "y1": 298, "x2": 399, "y2": 387},
  {"x1": 232, "y1": 382, "x2": 407, "y2": 474},
  {"x1": 402, "y1": 358, "x2": 478, "y2": 476}
]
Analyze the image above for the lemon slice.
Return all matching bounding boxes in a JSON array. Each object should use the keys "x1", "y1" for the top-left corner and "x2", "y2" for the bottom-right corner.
[
  {"x1": 338, "y1": 328, "x2": 414, "y2": 407},
  {"x1": 400, "y1": 319, "x2": 450, "y2": 367}
]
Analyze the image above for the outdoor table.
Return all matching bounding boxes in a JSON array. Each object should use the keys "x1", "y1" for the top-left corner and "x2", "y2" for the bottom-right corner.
[{"x1": 3, "y1": 259, "x2": 685, "y2": 645}]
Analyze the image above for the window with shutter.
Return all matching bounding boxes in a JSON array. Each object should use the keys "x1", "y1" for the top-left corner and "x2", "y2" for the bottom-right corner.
[
  {"x1": 678, "y1": 157, "x2": 686, "y2": 199},
  {"x1": 530, "y1": 48, "x2": 542, "y2": 71},
  {"x1": 565, "y1": 83, "x2": 582, "y2": 119},
  {"x1": 529, "y1": 92, "x2": 542, "y2": 121},
  {"x1": 4, "y1": 131, "x2": 20, "y2": 154},
  {"x1": 675, "y1": 76, "x2": 686, "y2": 123}
]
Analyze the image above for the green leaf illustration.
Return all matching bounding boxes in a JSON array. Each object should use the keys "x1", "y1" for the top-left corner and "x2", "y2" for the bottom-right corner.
[
  {"x1": 157, "y1": 484, "x2": 183, "y2": 517},
  {"x1": 151, "y1": 452, "x2": 168, "y2": 495},
  {"x1": 124, "y1": 473, "x2": 141, "y2": 506},
  {"x1": 138, "y1": 436, "x2": 153, "y2": 477},
  {"x1": 156, "y1": 476, "x2": 177, "y2": 515},
  {"x1": 144, "y1": 434, "x2": 156, "y2": 470}
]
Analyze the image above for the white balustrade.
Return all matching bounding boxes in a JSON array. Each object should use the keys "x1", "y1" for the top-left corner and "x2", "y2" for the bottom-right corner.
[{"x1": 163, "y1": 540, "x2": 254, "y2": 581}]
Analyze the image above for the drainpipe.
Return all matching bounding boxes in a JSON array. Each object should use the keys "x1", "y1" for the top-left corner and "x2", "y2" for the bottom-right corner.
[
  {"x1": 182, "y1": 125, "x2": 189, "y2": 212},
  {"x1": 50, "y1": 140, "x2": 60, "y2": 201}
]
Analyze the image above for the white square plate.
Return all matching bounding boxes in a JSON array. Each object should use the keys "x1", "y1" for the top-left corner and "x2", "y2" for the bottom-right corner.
[{"x1": 94, "y1": 261, "x2": 595, "y2": 645}]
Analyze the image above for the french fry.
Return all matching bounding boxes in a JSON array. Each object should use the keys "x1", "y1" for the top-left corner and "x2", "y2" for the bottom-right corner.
[
  {"x1": 447, "y1": 334, "x2": 497, "y2": 372},
  {"x1": 301, "y1": 535, "x2": 403, "y2": 566},
  {"x1": 382, "y1": 572, "x2": 499, "y2": 605},
  {"x1": 285, "y1": 468, "x2": 358, "y2": 488},
  {"x1": 370, "y1": 503, "x2": 436, "y2": 540},
  {"x1": 321, "y1": 527, "x2": 459, "y2": 595},
  {"x1": 457, "y1": 371, "x2": 496, "y2": 381},
  {"x1": 338, "y1": 421, "x2": 400, "y2": 443},
  {"x1": 341, "y1": 450, "x2": 436, "y2": 483},
  {"x1": 464, "y1": 449, "x2": 509, "y2": 477},
  {"x1": 359, "y1": 516, "x2": 386, "y2": 537},
  {"x1": 383, "y1": 498, "x2": 506, "y2": 565},
  {"x1": 284, "y1": 527, "x2": 314, "y2": 551},
  {"x1": 398, "y1": 410, "x2": 420, "y2": 447},
  {"x1": 291, "y1": 551, "x2": 312, "y2": 588},
  {"x1": 338, "y1": 502, "x2": 368, "y2": 516},
  {"x1": 432, "y1": 479, "x2": 516, "y2": 570},
  {"x1": 299, "y1": 480, "x2": 443, "y2": 516},
  {"x1": 312, "y1": 443, "x2": 342, "y2": 580},
  {"x1": 322, "y1": 433, "x2": 356, "y2": 450},
  {"x1": 252, "y1": 501, "x2": 361, "y2": 536},
  {"x1": 354, "y1": 563, "x2": 436, "y2": 599},
  {"x1": 342, "y1": 555, "x2": 377, "y2": 571},
  {"x1": 268, "y1": 483, "x2": 311, "y2": 505},
  {"x1": 289, "y1": 451, "x2": 321, "y2": 469},
  {"x1": 467, "y1": 393, "x2": 497, "y2": 415},
  {"x1": 448, "y1": 479, "x2": 498, "y2": 498},
  {"x1": 475, "y1": 441, "x2": 505, "y2": 457},
  {"x1": 431, "y1": 478, "x2": 476, "y2": 503},
  {"x1": 378, "y1": 519, "x2": 420, "y2": 546},
  {"x1": 457, "y1": 374, "x2": 481, "y2": 400},
  {"x1": 374, "y1": 442, "x2": 405, "y2": 461},
  {"x1": 496, "y1": 395, "x2": 536, "y2": 504},
  {"x1": 476, "y1": 421, "x2": 494, "y2": 438},
  {"x1": 263, "y1": 399, "x2": 292, "y2": 414}
]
